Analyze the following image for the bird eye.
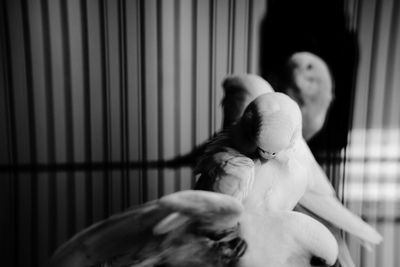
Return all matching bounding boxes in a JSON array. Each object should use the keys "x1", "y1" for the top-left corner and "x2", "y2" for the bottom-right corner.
[{"x1": 257, "y1": 147, "x2": 277, "y2": 159}]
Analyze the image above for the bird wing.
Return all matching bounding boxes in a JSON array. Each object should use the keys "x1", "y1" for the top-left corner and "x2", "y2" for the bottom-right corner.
[
  {"x1": 295, "y1": 204, "x2": 356, "y2": 267},
  {"x1": 296, "y1": 138, "x2": 382, "y2": 245},
  {"x1": 195, "y1": 146, "x2": 255, "y2": 203},
  {"x1": 50, "y1": 190, "x2": 244, "y2": 267}
]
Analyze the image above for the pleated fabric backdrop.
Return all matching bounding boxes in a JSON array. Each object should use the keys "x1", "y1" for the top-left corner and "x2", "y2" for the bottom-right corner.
[
  {"x1": 345, "y1": 0, "x2": 400, "y2": 266},
  {"x1": 0, "y1": 0, "x2": 267, "y2": 266},
  {"x1": 0, "y1": 0, "x2": 400, "y2": 266}
]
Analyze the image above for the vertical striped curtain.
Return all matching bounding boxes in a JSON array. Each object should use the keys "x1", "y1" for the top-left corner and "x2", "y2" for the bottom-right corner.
[
  {"x1": 0, "y1": 0, "x2": 267, "y2": 266},
  {"x1": 345, "y1": 0, "x2": 400, "y2": 266},
  {"x1": 1, "y1": 0, "x2": 400, "y2": 266}
]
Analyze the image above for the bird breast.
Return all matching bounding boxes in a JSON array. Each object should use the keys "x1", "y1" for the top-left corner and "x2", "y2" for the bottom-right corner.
[{"x1": 243, "y1": 157, "x2": 308, "y2": 212}]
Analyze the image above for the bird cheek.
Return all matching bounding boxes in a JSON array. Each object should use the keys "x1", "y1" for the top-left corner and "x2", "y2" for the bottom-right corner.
[{"x1": 276, "y1": 152, "x2": 290, "y2": 165}]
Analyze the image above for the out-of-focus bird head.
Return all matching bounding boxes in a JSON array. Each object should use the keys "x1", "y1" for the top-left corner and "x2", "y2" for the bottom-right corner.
[
  {"x1": 285, "y1": 52, "x2": 334, "y2": 140},
  {"x1": 234, "y1": 92, "x2": 302, "y2": 161},
  {"x1": 287, "y1": 52, "x2": 333, "y2": 103}
]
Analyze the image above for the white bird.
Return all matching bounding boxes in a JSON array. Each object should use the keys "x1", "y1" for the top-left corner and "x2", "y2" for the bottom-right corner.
[
  {"x1": 282, "y1": 52, "x2": 334, "y2": 140},
  {"x1": 50, "y1": 190, "x2": 246, "y2": 267},
  {"x1": 156, "y1": 60, "x2": 330, "y2": 167},
  {"x1": 195, "y1": 92, "x2": 307, "y2": 212},
  {"x1": 221, "y1": 74, "x2": 274, "y2": 128},
  {"x1": 50, "y1": 190, "x2": 339, "y2": 267},
  {"x1": 295, "y1": 137, "x2": 382, "y2": 246},
  {"x1": 194, "y1": 148, "x2": 256, "y2": 203},
  {"x1": 216, "y1": 73, "x2": 382, "y2": 267},
  {"x1": 148, "y1": 74, "x2": 274, "y2": 169},
  {"x1": 239, "y1": 209, "x2": 338, "y2": 267}
]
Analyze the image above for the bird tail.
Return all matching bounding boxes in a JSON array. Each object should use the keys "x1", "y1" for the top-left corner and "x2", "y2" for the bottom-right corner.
[
  {"x1": 337, "y1": 235, "x2": 356, "y2": 267},
  {"x1": 299, "y1": 194, "x2": 382, "y2": 246},
  {"x1": 296, "y1": 204, "x2": 357, "y2": 267}
]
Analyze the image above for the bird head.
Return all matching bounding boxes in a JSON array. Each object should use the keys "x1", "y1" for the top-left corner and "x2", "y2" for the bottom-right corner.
[
  {"x1": 235, "y1": 92, "x2": 302, "y2": 161},
  {"x1": 285, "y1": 52, "x2": 334, "y2": 140},
  {"x1": 222, "y1": 74, "x2": 274, "y2": 128},
  {"x1": 286, "y1": 52, "x2": 333, "y2": 103}
]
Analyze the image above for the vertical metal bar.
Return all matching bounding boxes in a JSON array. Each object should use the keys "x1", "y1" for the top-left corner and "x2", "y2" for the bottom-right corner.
[
  {"x1": 365, "y1": 0, "x2": 381, "y2": 128},
  {"x1": 191, "y1": 0, "x2": 198, "y2": 187},
  {"x1": 383, "y1": 0, "x2": 400, "y2": 128},
  {"x1": 80, "y1": 0, "x2": 93, "y2": 225},
  {"x1": 247, "y1": 0, "x2": 254, "y2": 74},
  {"x1": 122, "y1": 0, "x2": 129, "y2": 207},
  {"x1": 155, "y1": 0, "x2": 164, "y2": 197},
  {"x1": 142, "y1": 0, "x2": 161, "y2": 199},
  {"x1": 157, "y1": 0, "x2": 175, "y2": 195},
  {"x1": 0, "y1": 4, "x2": 11, "y2": 265},
  {"x1": 209, "y1": 0, "x2": 216, "y2": 135},
  {"x1": 136, "y1": 0, "x2": 144, "y2": 204},
  {"x1": 178, "y1": 0, "x2": 194, "y2": 191},
  {"x1": 125, "y1": 0, "x2": 143, "y2": 205},
  {"x1": 4, "y1": 0, "x2": 31, "y2": 263},
  {"x1": 40, "y1": 0, "x2": 56, "y2": 253},
  {"x1": 99, "y1": 0, "x2": 111, "y2": 215},
  {"x1": 86, "y1": 0, "x2": 106, "y2": 220},
  {"x1": 20, "y1": 0, "x2": 38, "y2": 264},
  {"x1": 194, "y1": 0, "x2": 211, "y2": 148},
  {"x1": 231, "y1": 0, "x2": 236, "y2": 73},
  {"x1": 362, "y1": 0, "x2": 381, "y2": 265},
  {"x1": 139, "y1": 0, "x2": 148, "y2": 202},
  {"x1": 173, "y1": 0, "x2": 181, "y2": 192},
  {"x1": 385, "y1": 1, "x2": 400, "y2": 265},
  {"x1": 60, "y1": 0, "x2": 76, "y2": 236},
  {"x1": 227, "y1": 0, "x2": 233, "y2": 74},
  {"x1": 27, "y1": 0, "x2": 51, "y2": 261},
  {"x1": 1, "y1": 1, "x2": 17, "y2": 264},
  {"x1": 118, "y1": 0, "x2": 128, "y2": 208}
]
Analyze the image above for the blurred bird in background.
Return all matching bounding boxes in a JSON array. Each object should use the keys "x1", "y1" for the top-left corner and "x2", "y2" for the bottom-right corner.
[
  {"x1": 259, "y1": 0, "x2": 358, "y2": 152},
  {"x1": 281, "y1": 52, "x2": 334, "y2": 141}
]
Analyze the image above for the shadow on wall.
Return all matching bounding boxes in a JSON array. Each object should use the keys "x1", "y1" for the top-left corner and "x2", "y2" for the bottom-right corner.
[{"x1": 259, "y1": 0, "x2": 359, "y2": 153}]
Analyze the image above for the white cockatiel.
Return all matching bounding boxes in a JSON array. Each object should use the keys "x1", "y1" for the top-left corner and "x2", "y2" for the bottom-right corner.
[
  {"x1": 213, "y1": 73, "x2": 382, "y2": 267},
  {"x1": 221, "y1": 74, "x2": 274, "y2": 128},
  {"x1": 50, "y1": 190, "x2": 339, "y2": 267},
  {"x1": 159, "y1": 59, "x2": 330, "y2": 167},
  {"x1": 50, "y1": 190, "x2": 247, "y2": 267},
  {"x1": 196, "y1": 92, "x2": 308, "y2": 212},
  {"x1": 283, "y1": 52, "x2": 334, "y2": 140}
]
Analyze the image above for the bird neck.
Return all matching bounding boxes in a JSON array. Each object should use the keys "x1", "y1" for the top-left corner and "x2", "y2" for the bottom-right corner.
[{"x1": 231, "y1": 124, "x2": 258, "y2": 158}]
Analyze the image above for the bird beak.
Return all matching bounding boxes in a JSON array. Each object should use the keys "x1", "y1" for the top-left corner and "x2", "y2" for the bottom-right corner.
[{"x1": 257, "y1": 147, "x2": 276, "y2": 160}]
